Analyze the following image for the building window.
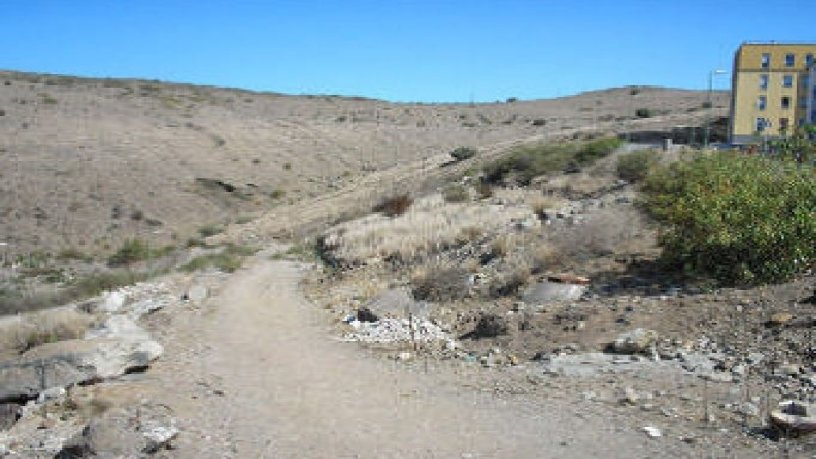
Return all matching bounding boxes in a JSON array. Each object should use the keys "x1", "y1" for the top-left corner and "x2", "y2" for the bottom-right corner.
[
  {"x1": 781, "y1": 96, "x2": 791, "y2": 109},
  {"x1": 785, "y1": 53, "x2": 795, "y2": 67},
  {"x1": 803, "y1": 75, "x2": 810, "y2": 87},
  {"x1": 800, "y1": 97, "x2": 808, "y2": 108},
  {"x1": 757, "y1": 95, "x2": 767, "y2": 110},
  {"x1": 807, "y1": 54, "x2": 814, "y2": 67},
  {"x1": 780, "y1": 118, "x2": 789, "y2": 132},
  {"x1": 783, "y1": 74, "x2": 794, "y2": 88},
  {"x1": 759, "y1": 74, "x2": 769, "y2": 89},
  {"x1": 761, "y1": 53, "x2": 770, "y2": 68},
  {"x1": 756, "y1": 117, "x2": 767, "y2": 132}
]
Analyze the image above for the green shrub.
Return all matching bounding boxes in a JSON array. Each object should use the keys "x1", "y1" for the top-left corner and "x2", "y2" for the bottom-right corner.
[
  {"x1": 641, "y1": 153, "x2": 815, "y2": 285},
  {"x1": 616, "y1": 149, "x2": 657, "y2": 182},
  {"x1": 450, "y1": 147, "x2": 478, "y2": 162},
  {"x1": 107, "y1": 239, "x2": 151, "y2": 266},
  {"x1": 72, "y1": 271, "x2": 147, "y2": 297},
  {"x1": 635, "y1": 108, "x2": 652, "y2": 118},
  {"x1": 197, "y1": 224, "x2": 224, "y2": 237},
  {"x1": 482, "y1": 137, "x2": 623, "y2": 185}
]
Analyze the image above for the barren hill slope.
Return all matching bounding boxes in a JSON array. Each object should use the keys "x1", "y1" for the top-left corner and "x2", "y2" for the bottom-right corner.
[{"x1": 0, "y1": 71, "x2": 727, "y2": 256}]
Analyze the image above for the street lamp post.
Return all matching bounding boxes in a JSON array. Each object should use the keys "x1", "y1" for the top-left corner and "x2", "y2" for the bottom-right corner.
[{"x1": 704, "y1": 69, "x2": 727, "y2": 149}]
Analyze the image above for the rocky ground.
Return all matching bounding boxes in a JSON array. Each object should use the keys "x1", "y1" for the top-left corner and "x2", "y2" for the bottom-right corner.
[
  {"x1": 300, "y1": 148, "x2": 816, "y2": 456},
  {"x1": 0, "y1": 71, "x2": 811, "y2": 457}
]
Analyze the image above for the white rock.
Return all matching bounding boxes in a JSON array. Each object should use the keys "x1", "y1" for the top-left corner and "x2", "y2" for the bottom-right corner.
[
  {"x1": 612, "y1": 329, "x2": 658, "y2": 354},
  {"x1": 642, "y1": 426, "x2": 662, "y2": 438},
  {"x1": 36, "y1": 387, "x2": 66, "y2": 403},
  {"x1": 99, "y1": 291, "x2": 127, "y2": 313},
  {"x1": 186, "y1": 285, "x2": 208, "y2": 302}
]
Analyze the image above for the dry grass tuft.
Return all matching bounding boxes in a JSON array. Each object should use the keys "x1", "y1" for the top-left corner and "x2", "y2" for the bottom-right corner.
[
  {"x1": 0, "y1": 306, "x2": 97, "y2": 357},
  {"x1": 321, "y1": 194, "x2": 535, "y2": 264}
]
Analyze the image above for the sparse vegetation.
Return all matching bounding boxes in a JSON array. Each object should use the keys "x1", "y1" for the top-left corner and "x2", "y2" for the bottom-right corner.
[
  {"x1": 198, "y1": 224, "x2": 225, "y2": 237},
  {"x1": 107, "y1": 239, "x2": 173, "y2": 266},
  {"x1": 180, "y1": 243, "x2": 258, "y2": 273},
  {"x1": 616, "y1": 149, "x2": 657, "y2": 183},
  {"x1": 642, "y1": 153, "x2": 816, "y2": 285},
  {"x1": 482, "y1": 137, "x2": 623, "y2": 185},
  {"x1": 56, "y1": 248, "x2": 92, "y2": 263},
  {"x1": 635, "y1": 108, "x2": 652, "y2": 118},
  {"x1": 180, "y1": 253, "x2": 242, "y2": 273}
]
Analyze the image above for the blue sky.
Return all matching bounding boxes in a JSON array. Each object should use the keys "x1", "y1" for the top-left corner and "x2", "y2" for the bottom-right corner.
[{"x1": 2, "y1": 1, "x2": 815, "y2": 102}]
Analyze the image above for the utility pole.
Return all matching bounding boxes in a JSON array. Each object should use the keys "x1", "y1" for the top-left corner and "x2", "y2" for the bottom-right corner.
[{"x1": 705, "y1": 69, "x2": 727, "y2": 149}]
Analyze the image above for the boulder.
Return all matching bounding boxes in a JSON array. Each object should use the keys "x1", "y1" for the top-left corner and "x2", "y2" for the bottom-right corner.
[
  {"x1": 185, "y1": 285, "x2": 209, "y2": 302},
  {"x1": 57, "y1": 404, "x2": 177, "y2": 457},
  {"x1": 521, "y1": 281, "x2": 586, "y2": 305},
  {"x1": 0, "y1": 332, "x2": 162, "y2": 403},
  {"x1": 611, "y1": 328, "x2": 658, "y2": 354},
  {"x1": 768, "y1": 312, "x2": 794, "y2": 327},
  {"x1": 97, "y1": 291, "x2": 127, "y2": 313},
  {"x1": 769, "y1": 400, "x2": 816, "y2": 434},
  {"x1": 0, "y1": 403, "x2": 20, "y2": 430}
]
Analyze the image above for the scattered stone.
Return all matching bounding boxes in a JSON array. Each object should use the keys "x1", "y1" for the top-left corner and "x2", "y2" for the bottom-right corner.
[
  {"x1": 344, "y1": 318, "x2": 449, "y2": 344},
  {"x1": 769, "y1": 400, "x2": 816, "y2": 434},
  {"x1": 611, "y1": 328, "x2": 658, "y2": 355},
  {"x1": 642, "y1": 426, "x2": 662, "y2": 438}
]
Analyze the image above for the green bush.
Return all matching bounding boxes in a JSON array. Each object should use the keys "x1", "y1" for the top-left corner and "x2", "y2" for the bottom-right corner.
[
  {"x1": 197, "y1": 224, "x2": 224, "y2": 237},
  {"x1": 635, "y1": 108, "x2": 652, "y2": 118},
  {"x1": 616, "y1": 149, "x2": 657, "y2": 182},
  {"x1": 180, "y1": 253, "x2": 242, "y2": 273},
  {"x1": 641, "y1": 153, "x2": 816, "y2": 285},
  {"x1": 482, "y1": 137, "x2": 623, "y2": 185}
]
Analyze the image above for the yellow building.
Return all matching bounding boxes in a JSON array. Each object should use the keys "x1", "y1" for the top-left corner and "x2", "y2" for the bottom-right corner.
[{"x1": 729, "y1": 42, "x2": 816, "y2": 144}]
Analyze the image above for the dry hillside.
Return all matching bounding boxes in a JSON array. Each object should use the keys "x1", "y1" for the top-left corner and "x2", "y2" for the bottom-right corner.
[{"x1": 0, "y1": 70, "x2": 727, "y2": 257}]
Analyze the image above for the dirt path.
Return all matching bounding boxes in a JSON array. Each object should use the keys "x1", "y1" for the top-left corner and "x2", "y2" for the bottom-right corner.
[{"x1": 143, "y1": 255, "x2": 682, "y2": 458}]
